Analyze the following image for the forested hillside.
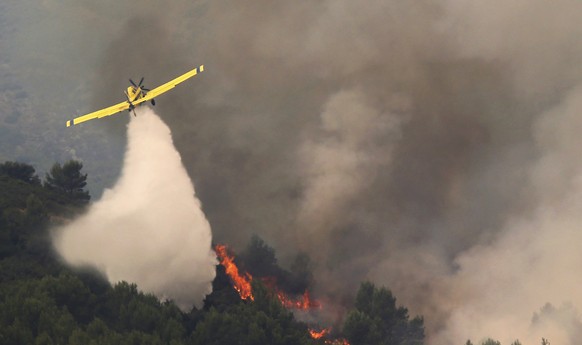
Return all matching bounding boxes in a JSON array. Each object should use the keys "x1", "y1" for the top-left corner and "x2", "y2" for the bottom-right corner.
[
  {"x1": 0, "y1": 160, "x2": 317, "y2": 344},
  {"x1": 0, "y1": 160, "x2": 534, "y2": 345}
]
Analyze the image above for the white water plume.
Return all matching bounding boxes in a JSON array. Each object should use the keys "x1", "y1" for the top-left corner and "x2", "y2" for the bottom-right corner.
[{"x1": 53, "y1": 107, "x2": 216, "y2": 310}]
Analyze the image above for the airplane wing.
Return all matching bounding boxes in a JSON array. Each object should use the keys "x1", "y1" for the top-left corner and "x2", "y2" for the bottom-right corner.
[
  {"x1": 66, "y1": 64, "x2": 204, "y2": 127},
  {"x1": 66, "y1": 101, "x2": 131, "y2": 127},
  {"x1": 138, "y1": 65, "x2": 204, "y2": 104}
]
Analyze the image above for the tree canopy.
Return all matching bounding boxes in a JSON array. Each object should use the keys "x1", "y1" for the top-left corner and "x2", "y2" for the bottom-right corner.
[
  {"x1": 343, "y1": 282, "x2": 424, "y2": 345},
  {"x1": 3, "y1": 159, "x2": 542, "y2": 345},
  {"x1": 0, "y1": 161, "x2": 40, "y2": 185},
  {"x1": 44, "y1": 160, "x2": 90, "y2": 204}
]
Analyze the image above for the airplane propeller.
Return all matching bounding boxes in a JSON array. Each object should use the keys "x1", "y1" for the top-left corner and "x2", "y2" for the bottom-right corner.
[
  {"x1": 128, "y1": 77, "x2": 154, "y2": 106},
  {"x1": 129, "y1": 77, "x2": 151, "y2": 95},
  {"x1": 129, "y1": 77, "x2": 146, "y2": 88}
]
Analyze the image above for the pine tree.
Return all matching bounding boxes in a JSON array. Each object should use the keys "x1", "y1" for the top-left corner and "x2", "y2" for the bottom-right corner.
[
  {"x1": 343, "y1": 281, "x2": 424, "y2": 345},
  {"x1": 0, "y1": 161, "x2": 40, "y2": 184},
  {"x1": 44, "y1": 160, "x2": 90, "y2": 204}
]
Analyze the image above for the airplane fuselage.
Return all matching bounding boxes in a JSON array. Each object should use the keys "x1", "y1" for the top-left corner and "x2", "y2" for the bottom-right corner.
[{"x1": 126, "y1": 86, "x2": 144, "y2": 103}]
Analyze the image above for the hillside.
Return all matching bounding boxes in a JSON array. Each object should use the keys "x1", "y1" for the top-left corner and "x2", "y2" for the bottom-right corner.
[{"x1": 0, "y1": 160, "x2": 429, "y2": 345}]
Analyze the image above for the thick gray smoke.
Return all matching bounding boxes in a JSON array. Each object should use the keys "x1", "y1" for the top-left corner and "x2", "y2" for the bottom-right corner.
[
  {"x1": 53, "y1": 108, "x2": 216, "y2": 310},
  {"x1": 174, "y1": 2, "x2": 582, "y2": 342},
  {"x1": 425, "y1": 86, "x2": 582, "y2": 344},
  {"x1": 9, "y1": 0, "x2": 582, "y2": 342}
]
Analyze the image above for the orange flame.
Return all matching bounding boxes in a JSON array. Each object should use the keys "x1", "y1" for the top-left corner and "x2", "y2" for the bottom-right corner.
[
  {"x1": 309, "y1": 327, "x2": 330, "y2": 339},
  {"x1": 261, "y1": 277, "x2": 322, "y2": 310},
  {"x1": 214, "y1": 244, "x2": 348, "y2": 344},
  {"x1": 277, "y1": 290, "x2": 321, "y2": 310},
  {"x1": 214, "y1": 244, "x2": 254, "y2": 301},
  {"x1": 309, "y1": 328, "x2": 351, "y2": 345}
]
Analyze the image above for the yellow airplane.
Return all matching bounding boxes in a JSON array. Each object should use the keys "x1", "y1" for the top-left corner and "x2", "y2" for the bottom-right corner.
[{"x1": 66, "y1": 65, "x2": 204, "y2": 127}]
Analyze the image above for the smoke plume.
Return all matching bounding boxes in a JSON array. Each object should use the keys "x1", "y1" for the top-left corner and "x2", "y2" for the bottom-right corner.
[
  {"x1": 53, "y1": 108, "x2": 216, "y2": 310},
  {"x1": 428, "y1": 85, "x2": 582, "y2": 344}
]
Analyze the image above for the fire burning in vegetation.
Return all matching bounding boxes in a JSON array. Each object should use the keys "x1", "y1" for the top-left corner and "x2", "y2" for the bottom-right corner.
[
  {"x1": 261, "y1": 277, "x2": 322, "y2": 310},
  {"x1": 214, "y1": 244, "x2": 254, "y2": 301},
  {"x1": 309, "y1": 327, "x2": 330, "y2": 339},
  {"x1": 307, "y1": 328, "x2": 350, "y2": 345},
  {"x1": 214, "y1": 244, "x2": 321, "y2": 308},
  {"x1": 214, "y1": 244, "x2": 349, "y2": 344},
  {"x1": 308, "y1": 327, "x2": 350, "y2": 344},
  {"x1": 276, "y1": 290, "x2": 321, "y2": 310}
]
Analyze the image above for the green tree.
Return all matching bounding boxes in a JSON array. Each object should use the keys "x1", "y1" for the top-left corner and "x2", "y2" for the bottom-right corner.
[
  {"x1": 44, "y1": 160, "x2": 90, "y2": 204},
  {"x1": 1, "y1": 208, "x2": 25, "y2": 252},
  {"x1": 0, "y1": 161, "x2": 40, "y2": 185},
  {"x1": 343, "y1": 310, "x2": 381, "y2": 344},
  {"x1": 238, "y1": 235, "x2": 315, "y2": 295},
  {"x1": 192, "y1": 281, "x2": 315, "y2": 345},
  {"x1": 286, "y1": 252, "x2": 314, "y2": 294},
  {"x1": 1, "y1": 318, "x2": 35, "y2": 345},
  {"x1": 239, "y1": 234, "x2": 280, "y2": 277},
  {"x1": 68, "y1": 328, "x2": 91, "y2": 345},
  {"x1": 343, "y1": 282, "x2": 424, "y2": 345},
  {"x1": 25, "y1": 194, "x2": 48, "y2": 228}
]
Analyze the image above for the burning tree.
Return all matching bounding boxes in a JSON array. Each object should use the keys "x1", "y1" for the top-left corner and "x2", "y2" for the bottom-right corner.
[
  {"x1": 213, "y1": 243, "x2": 322, "y2": 311},
  {"x1": 214, "y1": 244, "x2": 254, "y2": 301},
  {"x1": 193, "y1": 276, "x2": 318, "y2": 345},
  {"x1": 309, "y1": 327, "x2": 330, "y2": 339},
  {"x1": 239, "y1": 235, "x2": 314, "y2": 295},
  {"x1": 211, "y1": 240, "x2": 425, "y2": 345},
  {"x1": 213, "y1": 243, "x2": 337, "y2": 343}
]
